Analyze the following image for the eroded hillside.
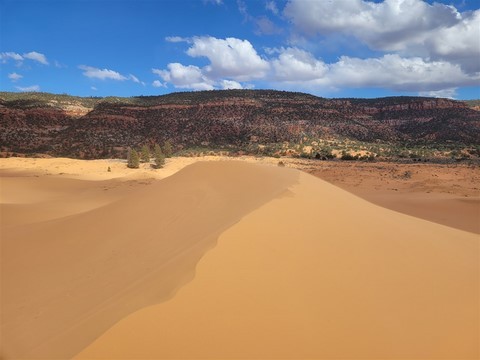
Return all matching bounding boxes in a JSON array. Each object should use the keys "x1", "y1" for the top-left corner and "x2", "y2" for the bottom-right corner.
[{"x1": 1, "y1": 90, "x2": 479, "y2": 159}]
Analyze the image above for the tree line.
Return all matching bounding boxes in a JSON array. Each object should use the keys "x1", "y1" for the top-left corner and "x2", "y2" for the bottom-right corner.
[{"x1": 127, "y1": 140, "x2": 173, "y2": 169}]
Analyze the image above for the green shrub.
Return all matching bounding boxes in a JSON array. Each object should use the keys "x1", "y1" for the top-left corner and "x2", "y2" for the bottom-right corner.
[
  {"x1": 140, "y1": 144, "x2": 150, "y2": 163},
  {"x1": 340, "y1": 151, "x2": 357, "y2": 161},
  {"x1": 153, "y1": 143, "x2": 165, "y2": 168},
  {"x1": 163, "y1": 140, "x2": 173, "y2": 158},
  {"x1": 127, "y1": 148, "x2": 140, "y2": 169}
]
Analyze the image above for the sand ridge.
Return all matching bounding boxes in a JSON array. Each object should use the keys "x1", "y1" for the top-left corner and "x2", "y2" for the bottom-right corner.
[
  {"x1": 0, "y1": 157, "x2": 478, "y2": 359},
  {"x1": 1, "y1": 156, "x2": 478, "y2": 233},
  {"x1": 75, "y1": 170, "x2": 479, "y2": 359},
  {"x1": 1, "y1": 161, "x2": 298, "y2": 359}
]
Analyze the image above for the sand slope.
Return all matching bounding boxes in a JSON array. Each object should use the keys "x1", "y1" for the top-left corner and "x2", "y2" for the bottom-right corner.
[
  {"x1": 2, "y1": 156, "x2": 479, "y2": 233},
  {"x1": 75, "y1": 171, "x2": 479, "y2": 359},
  {"x1": 308, "y1": 162, "x2": 480, "y2": 234},
  {"x1": 351, "y1": 189, "x2": 480, "y2": 234},
  {"x1": 1, "y1": 161, "x2": 297, "y2": 359},
  {"x1": 1, "y1": 160, "x2": 478, "y2": 359}
]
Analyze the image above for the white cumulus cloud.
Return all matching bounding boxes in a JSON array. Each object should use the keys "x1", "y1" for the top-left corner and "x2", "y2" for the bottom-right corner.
[
  {"x1": 22, "y1": 51, "x2": 49, "y2": 65},
  {"x1": 323, "y1": 54, "x2": 477, "y2": 92},
  {"x1": 129, "y1": 74, "x2": 140, "y2": 83},
  {"x1": 153, "y1": 63, "x2": 214, "y2": 90},
  {"x1": 1, "y1": 52, "x2": 23, "y2": 62},
  {"x1": 284, "y1": 0, "x2": 460, "y2": 48},
  {"x1": 165, "y1": 36, "x2": 190, "y2": 43},
  {"x1": 128, "y1": 74, "x2": 145, "y2": 85},
  {"x1": 1, "y1": 51, "x2": 49, "y2": 65},
  {"x1": 78, "y1": 66, "x2": 144, "y2": 84},
  {"x1": 268, "y1": 49, "x2": 478, "y2": 94},
  {"x1": 283, "y1": 0, "x2": 480, "y2": 73},
  {"x1": 271, "y1": 47, "x2": 328, "y2": 82},
  {"x1": 221, "y1": 80, "x2": 244, "y2": 89},
  {"x1": 8, "y1": 72, "x2": 23, "y2": 82},
  {"x1": 152, "y1": 80, "x2": 165, "y2": 88},
  {"x1": 79, "y1": 65, "x2": 127, "y2": 81},
  {"x1": 418, "y1": 88, "x2": 458, "y2": 99},
  {"x1": 186, "y1": 36, "x2": 270, "y2": 81},
  {"x1": 154, "y1": 37, "x2": 272, "y2": 90},
  {"x1": 425, "y1": 10, "x2": 480, "y2": 74},
  {"x1": 156, "y1": 35, "x2": 478, "y2": 96}
]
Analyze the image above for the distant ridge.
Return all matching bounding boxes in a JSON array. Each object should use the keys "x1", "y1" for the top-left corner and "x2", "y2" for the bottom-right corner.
[{"x1": 1, "y1": 90, "x2": 479, "y2": 159}]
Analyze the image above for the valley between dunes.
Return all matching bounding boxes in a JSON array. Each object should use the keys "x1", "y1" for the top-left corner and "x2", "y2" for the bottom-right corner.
[{"x1": 0, "y1": 157, "x2": 478, "y2": 359}]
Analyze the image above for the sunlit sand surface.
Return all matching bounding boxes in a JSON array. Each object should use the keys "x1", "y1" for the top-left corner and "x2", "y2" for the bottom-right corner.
[
  {"x1": 0, "y1": 157, "x2": 478, "y2": 359},
  {"x1": 75, "y1": 170, "x2": 479, "y2": 359}
]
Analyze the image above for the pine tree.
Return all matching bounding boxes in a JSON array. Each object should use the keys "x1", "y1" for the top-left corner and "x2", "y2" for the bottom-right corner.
[
  {"x1": 140, "y1": 144, "x2": 150, "y2": 163},
  {"x1": 163, "y1": 140, "x2": 173, "y2": 158},
  {"x1": 127, "y1": 148, "x2": 140, "y2": 169},
  {"x1": 154, "y1": 143, "x2": 165, "y2": 169}
]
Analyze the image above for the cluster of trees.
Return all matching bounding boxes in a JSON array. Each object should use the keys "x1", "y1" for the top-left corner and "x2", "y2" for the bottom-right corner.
[{"x1": 127, "y1": 140, "x2": 173, "y2": 169}]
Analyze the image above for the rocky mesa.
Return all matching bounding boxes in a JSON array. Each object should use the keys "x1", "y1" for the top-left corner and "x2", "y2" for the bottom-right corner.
[{"x1": 1, "y1": 90, "x2": 479, "y2": 159}]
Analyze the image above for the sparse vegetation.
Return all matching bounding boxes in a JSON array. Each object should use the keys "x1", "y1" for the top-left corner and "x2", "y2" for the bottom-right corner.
[
  {"x1": 340, "y1": 151, "x2": 357, "y2": 161},
  {"x1": 1, "y1": 90, "x2": 479, "y2": 164},
  {"x1": 402, "y1": 171, "x2": 412, "y2": 179},
  {"x1": 127, "y1": 148, "x2": 140, "y2": 169},
  {"x1": 153, "y1": 143, "x2": 165, "y2": 169},
  {"x1": 140, "y1": 144, "x2": 150, "y2": 163},
  {"x1": 163, "y1": 140, "x2": 173, "y2": 158}
]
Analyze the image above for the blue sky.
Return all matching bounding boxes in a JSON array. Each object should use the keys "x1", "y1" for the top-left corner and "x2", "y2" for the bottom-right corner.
[{"x1": 1, "y1": 0, "x2": 479, "y2": 99}]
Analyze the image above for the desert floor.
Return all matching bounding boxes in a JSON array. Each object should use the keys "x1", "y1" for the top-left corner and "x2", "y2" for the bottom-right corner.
[
  {"x1": 0, "y1": 156, "x2": 478, "y2": 359},
  {"x1": 305, "y1": 160, "x2": 480, "y2": 234}
]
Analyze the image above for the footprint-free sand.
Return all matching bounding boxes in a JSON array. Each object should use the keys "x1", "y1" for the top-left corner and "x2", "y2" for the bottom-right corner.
[{"x1": 0, "y1": 157, "x2": 478, "y2": 359}]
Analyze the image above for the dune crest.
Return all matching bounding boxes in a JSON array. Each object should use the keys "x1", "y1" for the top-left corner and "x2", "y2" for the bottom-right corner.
[
  {"x1": 1, "y1": 161, "x2": 298, "y2": 359},
  {"x1": 75, "y1": 171, "x2": 479, "y2": 359}
]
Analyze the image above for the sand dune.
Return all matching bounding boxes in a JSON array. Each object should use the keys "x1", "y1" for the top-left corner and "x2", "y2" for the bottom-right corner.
[
  {"x1": 1, "y1": 173, "x2": 126, "y2": 227},
  {"x1": 350, "y1": 189, "x2": 480, "y2": 234},
  {"x1": 75, "y1": 170, "x2": 479, "y2": 359},
  {"x1": 2, "y1": 156, "x2": 478, "y2": 233},
  {"x1": 307, "y1": 162, "x2": 480, "y2": 234},
  {"x1": 1, "y1": 161, "x2": 297, "y2": 359},
  {"x1": 1, "y1": 159, "x2": 478, "y2": 359}
]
